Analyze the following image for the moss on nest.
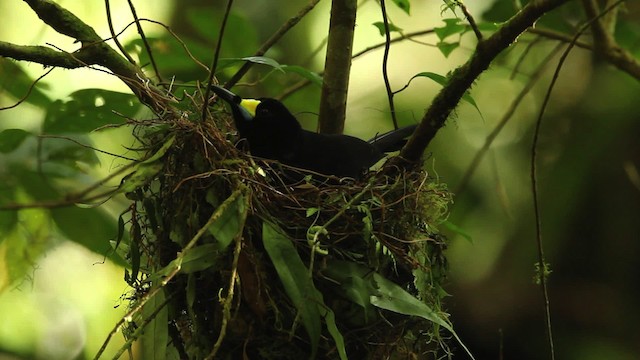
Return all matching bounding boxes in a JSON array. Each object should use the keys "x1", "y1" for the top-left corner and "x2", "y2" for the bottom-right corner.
[{"x1": 119, "y1": 106, "x2": 455, "y2": 359}]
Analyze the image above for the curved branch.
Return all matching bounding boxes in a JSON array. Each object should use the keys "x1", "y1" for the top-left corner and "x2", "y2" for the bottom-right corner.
[
  {"x1": 396, "y1": 0, "x2": 571, "y2": 165},
  {"x1": 10, "y1": 0, "x2": 172, "y2": 115}
]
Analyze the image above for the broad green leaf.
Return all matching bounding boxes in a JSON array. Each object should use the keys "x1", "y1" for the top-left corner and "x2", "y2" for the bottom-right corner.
[
  {"x1": 120, "y1": 162, "x2": 164, "y2": 194},
  {"x1": 369, "y1": 273, "x2": 448, "y2": 326},
  {"x1": 216, "y1": 56, "x2": 286, "y2": 74},
  {"x1": 434, "y1": 18, "x2": 467, "y2": 41},
  {"x1": 40, "y1": 136, "x2": 101, "y2": 177},
  {"x1": 369, "y1": 272, "x2": 475, "y2": 360},
  {"x1": 436, "y1": 41, "x2": 460, "y2": 58},
  {"x1": 322, "y1": 261, "x2": 377, "y2": 322},
  {"x1": 124, "y1": 36, "x2": 211, "y2": 80},
  {"x1": 407, "y1": 72, "x2": 482, "y2": 116},
  {"x1": 118, "y1": 135, "x2": 174, "y2": 194},
  {"x1": 320, "y1": 296, "x2": 347, "y2": 360},
  {"x1": 52, "y1": 206, "x2": 128, "y2": 266},
  {"x1": 262, "y1": 221, "x2": 321, "y2": 358},
  {"x1": 13, "y1": 166, "x2": 60, "y2": 202},
  {"x1": 0, "y1": 129, "x2": 31, "y2": 153},
  {"x1": 178, "y1": 244, "x2": 219, "y2": 274},
  {"x1": 390, "y1": 0, "x2": 410, "y2": 15},
  {"x1": 372, "y1": 21, "x2": 403, "y2": 36},
  {"x1": 206, "y1": 187, "x2": 248, "y2": 250},
  {"x1": 281, "y1": 65, "x2": 323, "y2": 87},
  {"x1": 141, "y1": 289, "x2": 168, "y2": 360},
  {"x1": 43, "y1": 89, "x2": 139, "y2": 134},
  {"x1": 241, "y1": 56, "x2": 284, "y2": 71},
  {"x1": 0, "y1": 59, "x2": 52, "y2": 108},
  {"x1": 324, "y1": 260, "x2": 474, "y2": 359},
  {"x1": 0, "y1": 188, "x2": 51, "y2": 292},
  {"x1": 413, "y1": 72, "x2": 447, "y2": 86}
]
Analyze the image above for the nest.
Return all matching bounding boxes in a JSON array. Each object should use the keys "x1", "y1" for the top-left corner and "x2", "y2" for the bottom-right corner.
[{"x1": 120, "y1": 106, "x2": 454, "y2": 359}]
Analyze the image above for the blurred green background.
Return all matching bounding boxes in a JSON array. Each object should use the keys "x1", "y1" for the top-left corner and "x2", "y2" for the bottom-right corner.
[{"x1": 1, "y1": 0, "x2": 639, "y2": 359}]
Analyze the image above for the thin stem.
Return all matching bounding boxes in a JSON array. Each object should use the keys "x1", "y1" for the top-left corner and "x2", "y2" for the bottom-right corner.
[
  {"x1": 104, "y1": 0, "x2": 136, "y2": 65},
  {"x1": 201, "y1": 0, "x2": 234, "y2": 122},
  {"x1": 380, "y1": 0, "x2": 399, "y2": 129},
  {"x1": 455, "y1": 42, "x2": 565, "y2": 196},
  {"x1": 457, "y1": 1, "x2": 483, "y2": 41},
  {"x1": 126, "y1": 0, "x2": 163, "y2": 83}
]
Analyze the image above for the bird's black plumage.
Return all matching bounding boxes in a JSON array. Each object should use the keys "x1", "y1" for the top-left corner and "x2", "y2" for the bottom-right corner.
[{"x1": 211, "y1": 85, "x2": 415, "y2": 178}]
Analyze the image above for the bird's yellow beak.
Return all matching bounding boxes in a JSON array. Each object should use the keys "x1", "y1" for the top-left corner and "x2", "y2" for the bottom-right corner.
[{"x1": 239, "y1": 99, "x2": 261, "y2": 118}]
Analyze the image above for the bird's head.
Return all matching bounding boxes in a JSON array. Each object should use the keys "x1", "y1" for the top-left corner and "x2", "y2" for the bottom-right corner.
[
  {"x1": 210, "y1": 85, "x2": 301, "y2": 137},
  {"x1": 210, "y1": 85, "x2": 256, "y2": 125}
]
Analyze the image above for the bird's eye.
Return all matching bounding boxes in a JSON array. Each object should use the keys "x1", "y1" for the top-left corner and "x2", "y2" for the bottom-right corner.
[{"x1": 258, "y1": 107, "x2": 269, "y2": 116}]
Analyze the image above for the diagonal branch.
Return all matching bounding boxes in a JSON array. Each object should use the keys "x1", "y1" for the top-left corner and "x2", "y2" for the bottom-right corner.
[
  {"x1": 581, "y1": 0, "x2": 640, "y2": 80},
  {"x1": 7, "y1": 0, "x2": 172, "y2": 115},
  {"x1": 396, "y1": 0, "x2": 571, "y2": 165}
]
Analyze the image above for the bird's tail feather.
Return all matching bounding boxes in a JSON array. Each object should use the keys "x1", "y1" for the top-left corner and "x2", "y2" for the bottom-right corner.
[{"x1": 367, "y1": 124, "x2": 417, "y2": 153}]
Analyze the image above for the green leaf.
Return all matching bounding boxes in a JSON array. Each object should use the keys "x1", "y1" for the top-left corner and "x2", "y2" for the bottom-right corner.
[
  {"x1": 321, "y1": 300, "x2": 348, "y2": 360},
  {"x1": 0, "y1": 190, "x2": 51, "y2": 292},
  {"x1": 434, "y1": 18, "x2": 467, "y2": 41},
  {"x1": 369, "y1": 273, "x2": 475, "y2": 360},
  {"x1": 206, "y1": 187, "x2": 248, "y2": 251},
  {"x1": 436, "y1": 41, "x2": 460, "y2": 58},
  {"x1": 281, "y1": 65, "x2": 323, "y2": 87},
  {"x1": 407, "y1": 72, "x2": 482, "y2": 116},
  {"x1": 40, "y1": 136, "x2": 101, "y2": 177},
  {"x1": 0, "y1": 59, "x2": 52, "y2": 108},
  {"x1": 51, "y1": 206, "x2": 128, "y2": 266},
  {"x1": 0, "y1": 129, "x2": 31, "y2": 153},
  {"x1": 442, "y1": 220, "x2": 473, "y2": 243},
  {"x1": 124, "y1": 36, "x2": 211, "y2": 81},
  {"x1": 43, "y1": 89, "x2": 139, "y2": 134},
  {"x1": 141, "y1": 289, "x2": 168, "y2": 360},
  {"x1": 262, "y1": 221, "x2": 321, "y2": 358},
  {"x1": 322, "y1": 261, "x2": 377, "y2": 322},
  {"x1": 390, "y1": 0, "x2": 410, "y2": 15},
  {"x1": 241, "y1": 56, "x2": 284, "y2": 71},
  {"x1": 324, "y1": 260, "x2": 474, "y2": 359},
  {"x1": 178, "y1": 244, "x2": 219, "y2": 273},
  {"x1": 120, "y1": 162, "x2": 164, "y2": 194},
  {"x1": 372, "y1": 21, "x2": 403, "y2": 36},
  {"x1": 413, "y1": 71, "x2": 447, "y2": 86},
  {"x1": 142, "y1": 135, "x2": 175, "y2": 164},
  {"x1": 119, "y1": 135, "x2": 175, "y2": 194}
]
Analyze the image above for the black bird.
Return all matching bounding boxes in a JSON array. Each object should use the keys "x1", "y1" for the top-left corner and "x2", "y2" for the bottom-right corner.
[{"x1": 211, "y1": 85, "x2": 416, "y2": 179}]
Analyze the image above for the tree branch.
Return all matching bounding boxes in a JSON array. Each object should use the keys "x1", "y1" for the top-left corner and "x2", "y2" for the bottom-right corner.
[
  {"x1": 317, "y1": 0, "x2": 357, "y2": 134},
  {"x1": 581, "y1": 0, "x2": 640, "y2": 80},
  {"x1": 396, "y1": 0, "x2": 571, "y2": 165},
  {"x1": 3, "y1": 0, "x2": 172, "y2": 115}
]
